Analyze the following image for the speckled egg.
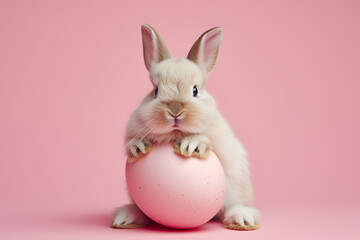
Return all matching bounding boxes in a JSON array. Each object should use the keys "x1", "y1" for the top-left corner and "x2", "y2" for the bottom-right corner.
[{"x1": 126, "y1": 143, "x2": 226, "y2": 229}]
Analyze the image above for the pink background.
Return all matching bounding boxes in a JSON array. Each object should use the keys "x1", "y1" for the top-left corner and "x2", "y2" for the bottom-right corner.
[{"x1": 1, "y1": 0, "x2": 359, "y2": 239}]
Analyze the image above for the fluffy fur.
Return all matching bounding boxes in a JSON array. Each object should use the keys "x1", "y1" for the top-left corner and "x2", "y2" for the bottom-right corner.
[{"x1": 111, "y1": 24, "x2": 260, "y2": 230}]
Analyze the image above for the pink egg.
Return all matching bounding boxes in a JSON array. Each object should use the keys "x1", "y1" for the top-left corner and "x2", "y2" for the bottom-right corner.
[{"x1": 126, "y1": 143, "x2": 226, "y2": 229}]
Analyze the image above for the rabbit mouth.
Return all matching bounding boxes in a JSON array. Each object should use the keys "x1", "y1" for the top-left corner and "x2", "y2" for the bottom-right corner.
[
  {"x1": 166, "y1": 111, "x2": 184, "y2": 129},
  {"x1": 172, "y1": 118, "x2": 180, "y2": 128}
]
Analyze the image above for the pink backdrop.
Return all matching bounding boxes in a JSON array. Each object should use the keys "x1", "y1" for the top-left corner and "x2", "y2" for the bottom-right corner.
[{"x1": 1, "y1": 0, "x2": 359, "y2": 239}]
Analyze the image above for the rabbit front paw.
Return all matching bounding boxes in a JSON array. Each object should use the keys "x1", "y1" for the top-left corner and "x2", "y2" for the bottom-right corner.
[
  {"x1": 173, "y1": 135, "x2": 211, "y2": 159},
  {"x1": 127, "y1": 138, "x2": 153, "y2": 162}
]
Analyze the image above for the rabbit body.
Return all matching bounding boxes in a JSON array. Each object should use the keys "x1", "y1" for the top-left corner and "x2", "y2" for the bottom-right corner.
[{"x1": 112, "y1": 25, "x2": 260, "y2": 230}]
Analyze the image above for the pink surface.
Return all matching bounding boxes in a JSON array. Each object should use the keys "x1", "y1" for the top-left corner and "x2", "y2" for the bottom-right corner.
[
  {"x1": 126, "y1": 144, "x2": 225, "y2": 229},
  {"x1": 0, "y1": 0, "x2": 359, "y2": 239}
]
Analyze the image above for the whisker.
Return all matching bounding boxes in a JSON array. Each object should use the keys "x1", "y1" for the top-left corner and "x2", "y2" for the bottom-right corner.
[
  {"x1": 118, "y1": 125, "x2": 149, "y2": 155},
  {"x1": 119, "y1": 119, "x2": 170, "y2": 157}
]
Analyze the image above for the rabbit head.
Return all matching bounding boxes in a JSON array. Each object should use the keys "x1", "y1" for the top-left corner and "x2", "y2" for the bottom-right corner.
[{"x1": 134, "y1": 24, "x2": 223, "y2": 138}]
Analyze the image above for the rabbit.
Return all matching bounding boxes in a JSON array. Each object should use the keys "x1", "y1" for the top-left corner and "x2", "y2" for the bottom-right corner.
[{"x1": 111, "y1": 24, "x2": 260, "y2": 231}]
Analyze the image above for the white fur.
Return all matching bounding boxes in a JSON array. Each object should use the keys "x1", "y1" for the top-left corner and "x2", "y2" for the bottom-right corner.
[
  {"x1": 112, "y1": 204, "x2": 150, "y2": 227},
  {"x1": 222, "y1": 205, "x2": 260, "y2": 227},
  {"x1": 113, "y1": 24, "x2": 260, "y2": 229}
]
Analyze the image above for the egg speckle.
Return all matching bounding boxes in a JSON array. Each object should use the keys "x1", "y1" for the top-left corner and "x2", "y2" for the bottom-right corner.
[{"x1": 126, "y1": 143, "x2": 226, "y2": 229}]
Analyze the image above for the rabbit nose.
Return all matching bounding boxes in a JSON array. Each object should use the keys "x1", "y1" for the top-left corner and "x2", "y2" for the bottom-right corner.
[{"x1": 167, "y1": 101, "x2": 184, "y2": 117}]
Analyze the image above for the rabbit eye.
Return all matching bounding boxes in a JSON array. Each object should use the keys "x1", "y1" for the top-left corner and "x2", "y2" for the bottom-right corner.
[
  {"x1": 154, "y1": 87, "x2": 158, "y2": 97},
  {"x1": 193, "y1": 86, "x2": 199, "y2": 97}
]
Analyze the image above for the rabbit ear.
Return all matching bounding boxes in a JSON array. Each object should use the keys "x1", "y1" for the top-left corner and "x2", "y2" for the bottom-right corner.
[
  {"x1": 187, "y1": 27, "x2": 223, "y2": 74},
  {"x1": 141, "y1": 24, "x2": 171, "y2": 71}
]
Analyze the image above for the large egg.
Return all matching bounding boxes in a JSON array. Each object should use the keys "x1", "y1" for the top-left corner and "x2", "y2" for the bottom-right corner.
[{"x1": 126, "y1": 143, "x2": 226, "y2": 229}]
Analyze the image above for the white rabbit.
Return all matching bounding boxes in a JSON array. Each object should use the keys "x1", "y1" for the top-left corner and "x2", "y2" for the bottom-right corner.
[{"x1": 111, "y1": 24, "x2": 260, "y2": 230}]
